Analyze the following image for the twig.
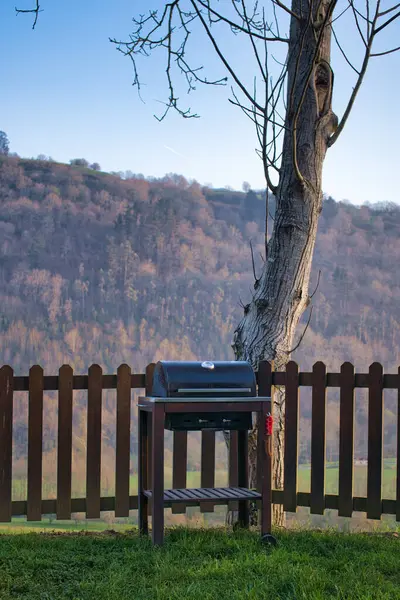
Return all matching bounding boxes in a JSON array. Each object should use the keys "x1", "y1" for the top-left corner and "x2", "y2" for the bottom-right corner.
[
  {"x1": 310, "y1": 270, "x2": 321, "y2": 298},
  {"x1": 374, "y1": 9, "x2": 400, "y2": 34},
  {"x1": 196, "y1": 0, "x2": 288, "y2": 42},
  {"x1": 240, "y1": 0, "x2": 266, "y2": 79},
  {"x1": 249, "y1": 240, "x2": 259, "y2": 283},
  {"x1": 349, "y1": 0, "x2": 368, "y2": 47},
  {"x1": 190, "y1": 0, "x2": 264, "y2": 113},
  {"x1": 349, "y1": 0, "x2": 373, "y2": 24},
  {"x1": 371, "y1": 45, "x2": 400, "y2": 57},
  {"x1": 332, "y1": 27, "x2": 360, "y2": 74},
  {"x1": 329, "y1": 0, "x2": 399, "y2": 147},
  {"x1": 286, "y1": 306, "x2": 313, "y2": 354},
  {"x1": 15, "y1": 0, "x2": 41, "y2": 29},
  {"x1": 272, "y1": 0, "x2": 301, "y2": 21},
  {"x1": 378, "y1": 2, "x2": 400, "y2": 17},
  {"x1": 265, "y1": 188, "x2": 269, "y2": 259},
  {"x1": 331, "y1": 4, "x2": 351, "y2": 24}
]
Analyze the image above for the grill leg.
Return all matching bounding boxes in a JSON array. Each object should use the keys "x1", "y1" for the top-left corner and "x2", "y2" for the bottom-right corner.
[
  {"x1": 151, "y1": 403, "x2": 165, "y2": 546},
  {"x1": 258, "y1": 400, "x2": 272, "y2": 537},
  {"x1": 138, "y1": 408, "x2": 148, "y2": 535},
  {"x1": 238, "y1": 429, "x2": 249, "y2": 528}
]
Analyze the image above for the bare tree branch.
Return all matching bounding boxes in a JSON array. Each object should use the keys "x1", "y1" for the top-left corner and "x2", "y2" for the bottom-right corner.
[
  {"x1": 371, "y1": 44, "x2": 400, "y2": 56},
  {"x1": 112, "y1": 2, "x2": 229, "y2": 119},
  {"x1": 15, "y1": 0, "x2": 41, "y2": 29},
  {"x1": 286, "y1": 306, "x2": 313, "y2": 354},
  {"x1": 349, "y1": 0, "x2": 373, "y2": 24},
  {"x1": 378, "y1": 2, "x2": 400, "y2": 17},
  {"x1": 374, "y1": 9, "x2": 400, "y2": 34},
  {"x1": 189, "y1": 1, "x2": 265, "y2": 112},
  {"x1": 329, "y1": 0, "x2": 400, "y2": 147},
  {"x1": 310, "y1": 269, "x2": 321, "y2": 298},
  {"x1": 196, "y1": 0, "x2": 289, "y2": 42},
  {"x1": 110, "y1": 0, "x2": 399, "y2": 211},
  {"x1": 332, "y1": 27, "x2": 360, "y2": 74},
  {"x1": 331, "y1": 4, "x2": 351, "y2": 24},
  {"x1": 366, "y1": 0, "x2": 371, "y2": 38},
  {"x1": 240, "y1": 0, "x2": 267, "y2": 79},
  {"x1": 228, "y1": 96, "x2": 287, "y2": 130},
  {"x1": 349, "y1": 2, "x2": 368, "y2": 48},
  {"x1": 272, "y1": 0, "x2": 301, "y2": 21},
  {"x1": 249, "y1": 240, "x2": 260, "y2": 284}
]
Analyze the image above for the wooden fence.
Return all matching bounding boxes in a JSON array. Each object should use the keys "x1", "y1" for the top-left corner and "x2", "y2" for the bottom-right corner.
[{"x1": 0, "y1": 361, "x2": 399, "y2": 522}]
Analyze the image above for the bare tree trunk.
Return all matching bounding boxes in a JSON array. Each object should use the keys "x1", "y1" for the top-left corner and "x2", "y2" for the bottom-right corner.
[{"x1": 233, "y1": 0, "x2": 337, "y2": 527}]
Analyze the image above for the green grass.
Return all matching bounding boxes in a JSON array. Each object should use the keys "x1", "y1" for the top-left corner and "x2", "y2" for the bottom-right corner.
[
  {"x1": 0, "y1": 528, "x2": 399, "y2": 599},
  {"x1": 0, "y1": 518, "x2": 118, "y2": 534}
]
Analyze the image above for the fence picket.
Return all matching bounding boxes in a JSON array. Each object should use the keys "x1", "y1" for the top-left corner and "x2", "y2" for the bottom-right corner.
[
  {"x1": 310, "y1": 362, "x2": 326, "y2": 515},
  {"x1": 172, "y1": 431, "x2": 187, "y2": 514},
  {"x1": 284, "y1": 361, "x2": 299, "y2": 512},
  {"x1": 57, "y1": 365, "x2": 73, "y2": 520},
  {"x1": 367, "y1": 362, "x2": 383, "y2": 520},
  {"x1": 27, "y1": 365, "x2": 44, "y2": 521},
  {"x1": 145, "y1": 363, "x2": 155, "y2": 512},
  {"x1": 0, "y1": 366, "x2": 13, "y2": 522},
  {"x1": 115, "y1": 364, "x2": 131, "y2": 517},
  {"x1": 200, "y1": 431, "x2": 216, "y2": 512},
  {"x1": 397, "y1": 367, "x2": 400, "y2": 522},
  {"x1": 257, "y1": 360, "x2": 273, "y2": 489},
  {"x1": 338, "y1": 362, "x2": 355, "y2": 517},
  {"x1": 257, "y1": 360, "x2": 273, "y2": 533},
  {"x1": 86, "y1": 364, "x2": 102, "y2": 519}
]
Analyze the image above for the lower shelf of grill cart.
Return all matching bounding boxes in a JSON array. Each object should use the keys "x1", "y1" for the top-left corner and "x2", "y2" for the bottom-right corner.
[{"x1": 143, "y1": 487, "x2": 261, "y2": 505}]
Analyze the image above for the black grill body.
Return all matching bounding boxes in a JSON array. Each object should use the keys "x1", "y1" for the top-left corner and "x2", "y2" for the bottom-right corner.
[
  {"x1": 151, "y1": 360, "x2": 256, "y2": 398},
  {"x1": 164, "y1": 411, "x2": 252, "y2": 431},
  {"x1": 147, "y1": 360, "x2": 256, "y2": 432}
]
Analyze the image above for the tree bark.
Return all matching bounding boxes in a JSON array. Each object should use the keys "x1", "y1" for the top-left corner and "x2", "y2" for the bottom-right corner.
[{"x1": 233, "y1": 0, "x2": 337, "y2": 526}]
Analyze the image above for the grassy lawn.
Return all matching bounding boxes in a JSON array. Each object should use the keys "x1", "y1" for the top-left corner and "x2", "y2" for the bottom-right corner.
[{"x1": 0, "y1": 528, "x2": 399, "y2": 599}]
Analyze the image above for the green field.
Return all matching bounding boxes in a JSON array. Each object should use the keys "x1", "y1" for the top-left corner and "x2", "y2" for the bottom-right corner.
[
  {"x1": 12, "y1": 461, "x2": 397, "y2": 500},
  {"x1": 0, "y1": 528, "x2": 399, "y2": 599},
  {"x1": 297, "y1": 459, "x2": 397, "y2": 498}
]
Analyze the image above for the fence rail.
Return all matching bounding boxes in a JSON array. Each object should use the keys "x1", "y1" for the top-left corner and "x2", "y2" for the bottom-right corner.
[{"x1": 0, "y1": 361, "x2": 399, "y2": 523}]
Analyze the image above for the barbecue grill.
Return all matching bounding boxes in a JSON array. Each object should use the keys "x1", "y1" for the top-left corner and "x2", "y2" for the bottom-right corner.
[
  {"x1": 137, "y1": 360, "x2": 273, "y2": 546},
  {"x1": 151, "y1": 360, "x2": 256, "y2": 398},
  {"x1": 151, "y1": 360, "x2": 256, "y2": 431}
]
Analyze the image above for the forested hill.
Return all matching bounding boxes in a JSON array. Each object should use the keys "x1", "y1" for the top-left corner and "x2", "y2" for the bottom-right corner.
[{"x1": 1, "y1": 154, "x2": 400, "y2": 376}]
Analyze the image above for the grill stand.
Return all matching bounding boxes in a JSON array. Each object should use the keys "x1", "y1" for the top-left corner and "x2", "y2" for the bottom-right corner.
[{"x1": 138, "y1": 397, "x2": 272, "y2": 546}]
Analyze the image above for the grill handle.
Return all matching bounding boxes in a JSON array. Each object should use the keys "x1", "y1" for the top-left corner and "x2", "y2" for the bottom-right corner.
[{"x1": 177, "y1": 387, "x2": 252, "y2": 394}]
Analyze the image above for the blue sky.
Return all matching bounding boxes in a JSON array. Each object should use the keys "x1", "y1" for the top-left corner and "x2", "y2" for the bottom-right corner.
[{"x1": 1, "y1": 0, "x2": 399, "y2": 204}]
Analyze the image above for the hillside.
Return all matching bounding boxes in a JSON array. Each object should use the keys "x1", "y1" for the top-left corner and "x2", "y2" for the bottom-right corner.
[{"x1": 1, "y1": 155, "x2": 400, "y2": 494}]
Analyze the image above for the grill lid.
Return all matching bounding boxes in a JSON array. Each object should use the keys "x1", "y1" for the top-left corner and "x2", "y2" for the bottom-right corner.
[{"x1": 151, "y1": 360, "x2": 256, "y2": 397}]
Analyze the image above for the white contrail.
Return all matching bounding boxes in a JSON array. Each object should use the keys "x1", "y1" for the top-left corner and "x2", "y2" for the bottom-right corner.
[{"x1": 164, "y1": 145, "x2": 186, "y2": 159}]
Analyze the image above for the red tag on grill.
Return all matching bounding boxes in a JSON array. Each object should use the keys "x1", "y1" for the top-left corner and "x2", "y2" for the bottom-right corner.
[{"x1": 265, "y1": 413, "x2": 273, "y2": 436}]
